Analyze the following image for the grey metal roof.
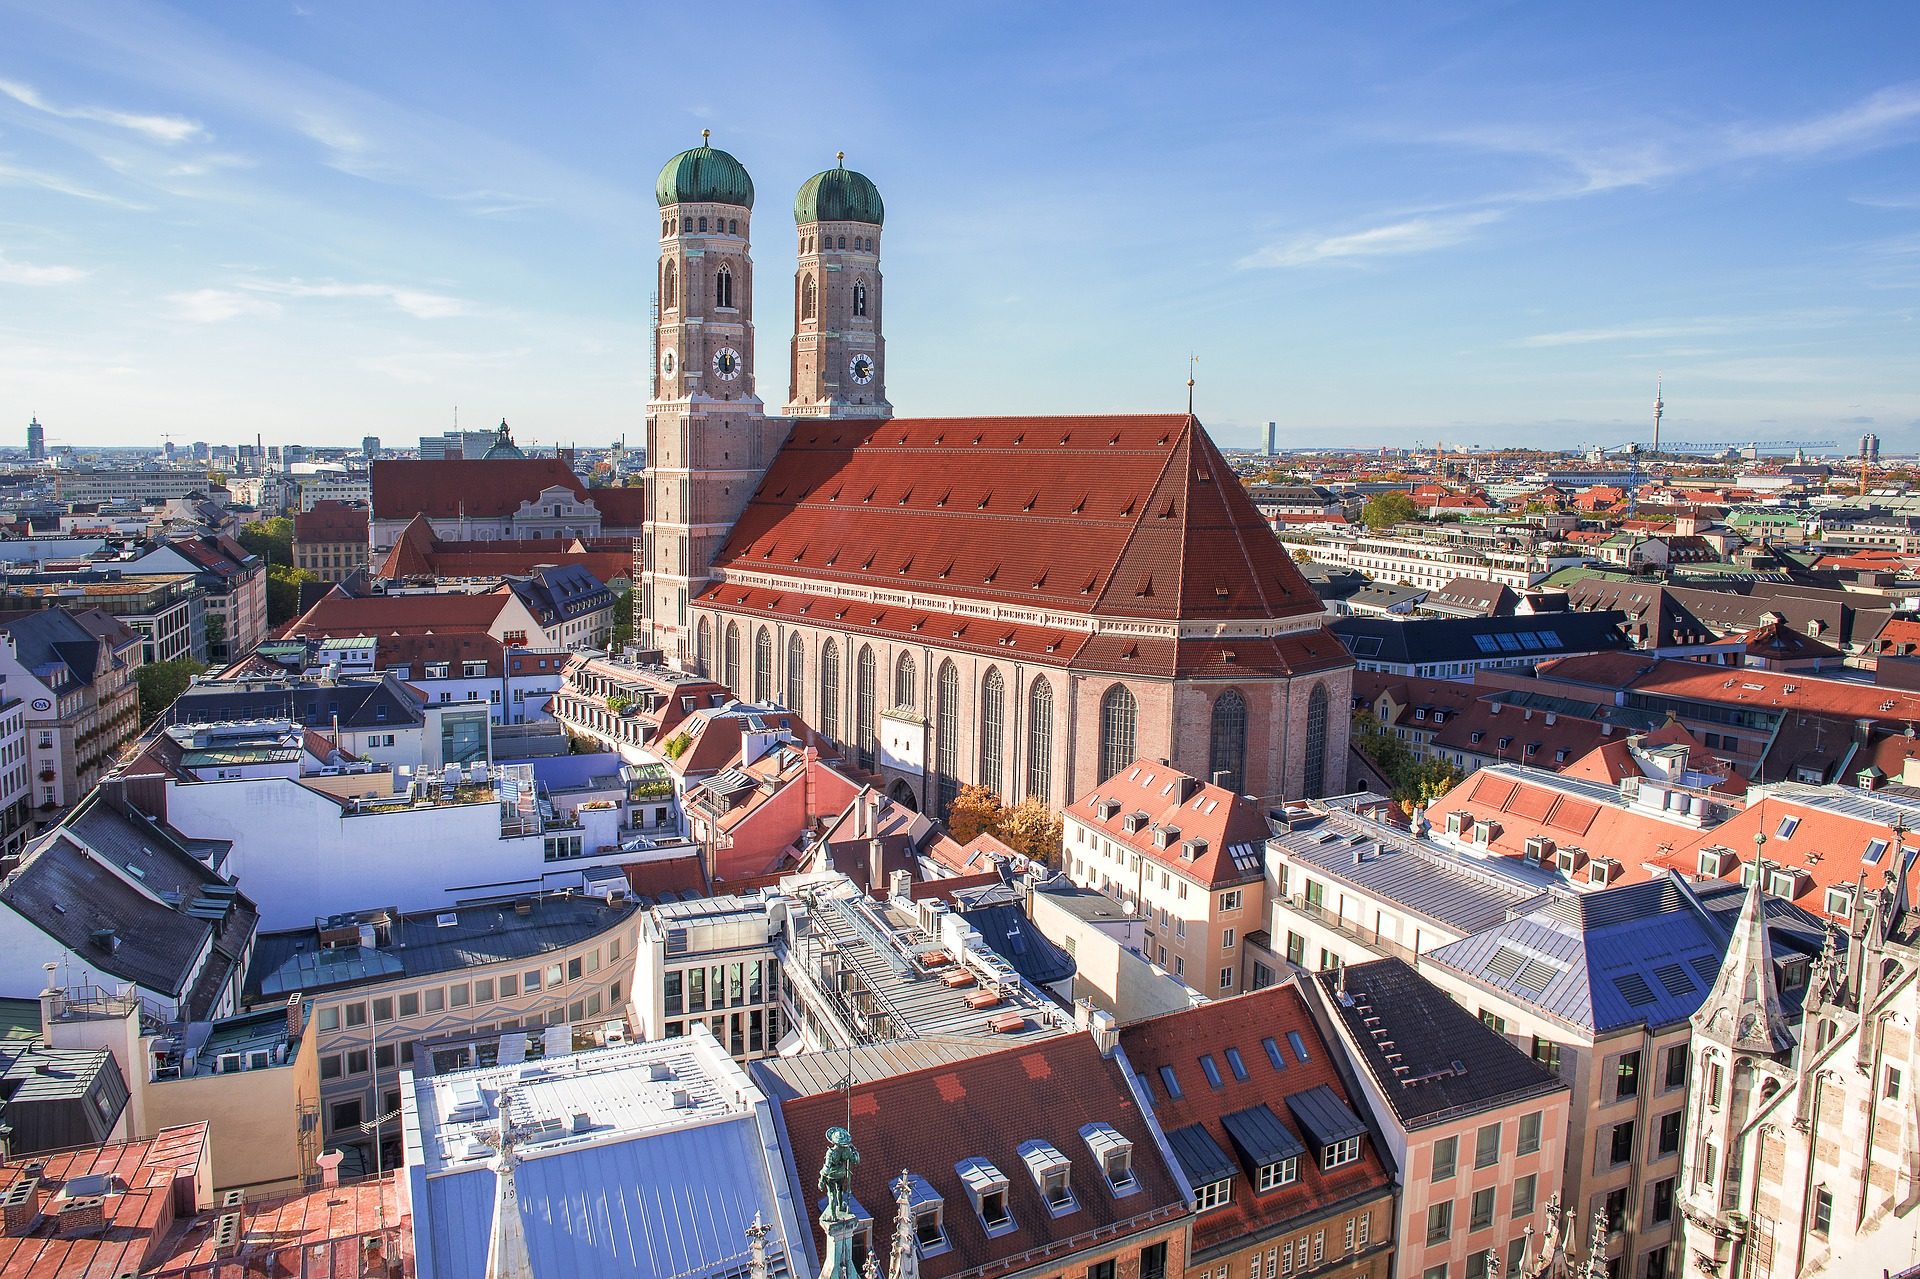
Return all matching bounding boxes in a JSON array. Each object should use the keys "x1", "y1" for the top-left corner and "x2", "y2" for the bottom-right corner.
[
  {"x1": 1271, "y1": 809, "x2": 1537, "y2": 935},
  {"x1": 1219, "y1": 1103, "x2": 1306, "y2": 1168},
  {"x1": 1332, "y1": 611, "x2": 1634, "y2": 666},
  {"x1": 1284, "y1": 1084, "x2": 1368, "y2": 1147},
  {"x1": 751, "y1": 1036, "x2": 1007, "y2": 1105},
  {"x1": 1165, "y1": 1122, "x2": 1236, "y2": 1187}
]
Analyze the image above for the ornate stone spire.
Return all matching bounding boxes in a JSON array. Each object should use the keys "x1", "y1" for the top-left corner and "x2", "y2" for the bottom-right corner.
[
  {"x1": 482, "y1": 1090, "x2": 533, "y2": 1279},
  {"x1": 818, "y1": 1126, "x2": 862, "y2": 1279},
  {"x1": 1696, "y1": 834, "x2": 1795, "y2": 1055},
  {"x1": 887, "y1": 1169, "x2": 920, "y2": 1279}
]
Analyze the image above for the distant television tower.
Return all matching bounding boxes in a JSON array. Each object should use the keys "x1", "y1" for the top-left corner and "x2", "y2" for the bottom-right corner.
[{"x1": 1651, "y1": 373, "x2": 1664, "y2": 455}]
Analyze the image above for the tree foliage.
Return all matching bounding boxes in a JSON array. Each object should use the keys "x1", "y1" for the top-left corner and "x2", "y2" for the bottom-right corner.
[
  {"x1": 945, "y1": 783, "x2": 1005, "y2": 845},
  {"x1": 1350, "y1": 710, "x2": 1464, "y2": 808},
  {"x1": 237, "y1": 516, "x2": 293, "y2": 566},
  {"x1": 266, "y1": 564, "x2": 320, "y2": 626},
  {"x1": 1360, "y1": 492, "x2": 1419, "y2": 532},
  {"x1": 942, "y1": 784, "x2": 1062, "y2": 866},
  {"x1": 608, "y1": 589, "x2": 634, "y2": 651},
  {"x1": 136, "y1": 658, "x2": 207, "y2": 726}
]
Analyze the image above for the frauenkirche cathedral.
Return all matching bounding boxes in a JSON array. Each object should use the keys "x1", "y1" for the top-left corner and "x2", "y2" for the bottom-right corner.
[{"x1": 637, "y1": 136, "x2": 1352, "y2": 812}]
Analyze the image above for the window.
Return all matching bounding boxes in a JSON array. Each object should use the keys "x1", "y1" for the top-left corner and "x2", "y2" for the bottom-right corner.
[
  {"x1": 1303, "y1": 684, "x2": 1329, "y2": 798},
  {"x1": 1465, "y1": 1252, "x2": 1494, "y2": 1279},
  {"x1": 1219, "y1": 967, "x2": 1234, "y2": 990},
  {"x1": 936, "y1": 661, "x2": 960, "y2": 815},
  {"x1": 346, "y1": 1049, "x2": 369, "y2": 1075},
  {"x1": 1087, "y1": 1263, "x2": 1114, "y2": 1279},
  {"x1": 1257, "y1": 1158, "x2": 1298, "y2": 1191},
  {"x1": 1512, "y1": 1172, "x2": 1536, "y2": 1216},
  {"x1": 1479, "y1": 1009, "x2": 1506, "y2": 1035},
  {"x1": 914, "y1": 1204, "x2": 944, "y2": 1250},
  {"x1": 1615, "y1": 1050, "x2": 1642, "y2": 1100},
  {"x1": 855, "y1": 646, "x2": 877, "y2": 769},
  {"x1": 1652, "y1": 1176, "x2": 1676, "y2": 1226},
  {"x1": 1210, "y1": 689, "x2": 1248, "y2": 795},
  {"x1": 715, "y1": 265, "x2": 734, "y2": 309},
  {"x1": 1431, "y1": 1135, "x2": 1457, "y2": 1180},
  {"x1": 1426, "y1": 1200, "x2": 1452, "y2": 1245},
  {"x1": 853, "y1": 281, "x2": 868, "y2": 317},
  {"x1": 1098, "y1": 684, "x2": 1136, "y2": 783},
  {"x1": 1518, "y1": 1111, "x2": 1541, "y2": 1156},
  {"x1": 1889, "y1": 1066, "x2": 1905, "y2": 1099},
  {"x1": 1221, "y1": 889, "x2": 1243, "y2": 912},
  {"x1": 319, "y1": 1054, "x2": 342, "y2": 1080},
  {"x1": 753, "y1": 628, "x2": 773, "y2": 703},
  {"x1": 663, "y1": 259, "x2": 677, "y2": 309},
  {"x1": 1194, "y1": 1179, "x2": 1231, "y2": 1211},
  {"x1": 1286, "y1": 932, "x2": 1305, "y2": 966},
  {"x1": 1470, "y1": 1186, "x2": 1494, "y2": 1232},
  {"x1": 1026, "y1": 677, "x2": 1054, "y2": 802},
  {"x1": 786, "y1": 633, "x2": 805, "y2": 712},
  {"x1": 1474, "y1": 1122, "x2": 1500, "y2": 1168},
  {"x1": 1776, "y1": 814, "x2": 1800, "y2": 839},
  {"x1": 1323, "y1": 1137, "x2": 1362, "y2": 1168},
  {"x1": 317, "y1": 1006, "x2": 340, "y2": 1032},
  {"x1": 801, "y1": 273, "x2": 817, "y2": 321},
  {"x1": 330, "y1": 1098, "x2": 363, "y2": 1133},
  {"x1": 1657, "y1": 1110, "x2": 1682, "y2": 1157},
  {"x1": 819, "y1": 639, "x2": 840, "y2": 738},
  {"x1": 979, "y1": 667, "x2": 1005, "y2": 792},
  {"x1": 895, "y1": 653, "x2": 917, "y2": 710},
  {"x1": 723, "y1": 622, "x2": 741, "y2": 693},
  {"x1": 1602, "y1": 1186, "x2": 1627, "y2": 1234},
  {"x1": 343, "y1": 1002, "x2": 367, "y2": 1028},
  {"x1": 1158, "y1": 1065, "x2": 1183, "y2": 1099},
  {"x1": 1222, "y1": 928, "x2": 1236, "y2": 950},
  {"x1": 1138, "y1": 1243, "x2": 1167, "y2": 1279},
  {"x1": 1664, "y1": 1046, "x2": 1688, "y2": 1091},
  {"x1": 1609, "y1": 1121, "x2": 1634, "y2": 1166},
  {"x1": 1812, "y1": 1187, "x2": 1832, "y2": 1236}
]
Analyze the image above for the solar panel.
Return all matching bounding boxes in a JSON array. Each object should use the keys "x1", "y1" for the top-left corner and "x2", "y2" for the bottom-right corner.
[
  {"x1": 1473, "y1": 634, "x2": 1500, "y2": 653},
  {"x1": 1516, "y1": 631, "x2": 1543, "y2": 650},
  {"x1": 1496, "y1": 633, "x2": 1523, "y2": 652},
  {"x1": 1538, "y1": 630, "x2": 1563, "y2": 646},
  {"x1": 1487, "y1": 946, "x2": 1525, "y2": 981}
]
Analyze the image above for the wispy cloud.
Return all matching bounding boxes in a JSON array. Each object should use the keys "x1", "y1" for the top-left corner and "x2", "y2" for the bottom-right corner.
[
  {"x1": 0, "y1": 252, "x2": 86, "y2": 286},
  {"x1": 0, "y1": 160, "x2": 144, "y2": 208},
  {"x1": 1728, "y1": 85, "x2": 1920, "y2": 160},
  {"x1": 0, "y1": 77, "x2": 203, "y2": 144},
  {"x1": 1515, "y1": 310, "x2": 1858, "y2": 348},
  {"x1": 169, "y1": 289, "x2": 281, "y2": 323},
  {"x1": 1853, "y1": 193, "x2": 1920, "y2": 210},
  {"x1": 240, "y1": 278, "x2": 470, "y2": 319},
  {"x1": 1239, "y1": 210, "x2": 1503, "y2": 270}
]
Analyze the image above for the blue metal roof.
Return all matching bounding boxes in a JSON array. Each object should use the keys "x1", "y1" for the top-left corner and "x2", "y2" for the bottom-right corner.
[
  {"x1": 1164, "y1": 1123, "x2": 1235, "y2": 1187},
  {"x1": 960, "y1": 904, "x2": 1075, "y2": 988},
  {"x1": 426, "y1": 1113, "x2": 794, "y2": 1279}
]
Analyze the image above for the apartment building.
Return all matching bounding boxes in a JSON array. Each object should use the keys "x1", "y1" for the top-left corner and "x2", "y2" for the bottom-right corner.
[
  {"x1": 0, "y1": 607, "x2": 140, "y2": 819},
  {"x1": 244, "y1": 891, "x2": 637, "y2": 1165},
  {"x1": 1304, "y1": 526, "x2": 1586, "y2": 593},
  {"x1": 1062, "y1": 760, "x2": 1270, "y2": 996},
  {"x1": 57, "y1": 469, "x2": 218, "y2": 504},
  {"x1": 634, "y1": 893, "x2": 785, "y2": 1062},
  {"x1": 0, "y1": 571, "x2": 204, "y2": 664},
  {"x1": 291, "y1": 500, "x2": 371, "y2": 581},
  {"x1": 548, "y1": 652, "x2": 732, "y2": 762}
]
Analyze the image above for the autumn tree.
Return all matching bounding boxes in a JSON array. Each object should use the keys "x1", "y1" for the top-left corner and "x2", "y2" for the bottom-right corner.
[
  {"x1": 1360, "y1": 491, "x2": 1419, "y2": 532},
  {"x1": 995, "y1": 797, "x2": 1064, "y2": 867},
  {"x1": 945, "y1": 784, "x2": 1005, "y2": 845}
]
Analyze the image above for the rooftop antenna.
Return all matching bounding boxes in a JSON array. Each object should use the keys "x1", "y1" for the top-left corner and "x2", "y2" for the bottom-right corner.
[{"x1": 1186, "y1": 354, "x2": 1197, "y2": 417}]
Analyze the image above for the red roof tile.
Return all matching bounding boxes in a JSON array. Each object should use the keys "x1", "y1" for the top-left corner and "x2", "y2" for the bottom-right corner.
[
  {"x1": 714, "y1": 416, "x2": 1323, "y2": 623},
  {"x1": 371, "y1": 457, "x2": 588, "y2": 519},
  {"x1": 1067, "y1": 759, "x2": 1269, "y2": 888},
  {"x1": 288, "y1": 588, "x2": 512, "y2": 637},
  {"x1": 293, "y1": 500, "x2": 370, "y2": 542}
]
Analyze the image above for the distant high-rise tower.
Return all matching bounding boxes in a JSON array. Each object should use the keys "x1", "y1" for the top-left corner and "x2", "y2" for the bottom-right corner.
[
  {"x1": 1266, "y1": 421, "x2": 1277, "y2": 456},
  {"x1": 1861, "y1": 432, "x2": 1880, "y2": 464},
  {"x1": 362, "y1": 435, "x2": 381, "y2": 458},
  {"x1": 26, "y1": 417, "x2": 44, "y2": 460},
  {"x1": 1651, "y1": 374, "x2": 1664, "y2": 455}
]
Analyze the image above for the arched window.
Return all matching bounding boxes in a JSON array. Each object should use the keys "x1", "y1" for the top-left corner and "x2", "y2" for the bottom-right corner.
[
  {"x1": 856, "y1": 646, "x2": 877, "y2": 769},
  {"x1": 663, "y1": 260, "x2": 678, "y2": 310},
  {"x1": 1026, "y1": 677, "x2": 1054, "y2": 803},
  {"x1": 936, "y1": 661, "x2": 960, "y2": 816},
  {"x1": 1209, "y1": 690, "x2": 1248, "y2": 794},
  {"x1": 722, "y1": 621, "x2": 741, "y2": 693},
  {"x1": 1303, "y1": 684, "x2": 1329, "y2": 799},
  {"x1": 894, "y1": 653, "x2": 916, "y2": 710},
  {"x1": 728, "y1": 218, "x2": 737, "y2": 234},
  {"x1": 853, "y1": 281, "x2": 868, "y2": 317},
  {"x1": 715, "y1": 265, "x2": 734, "y2": 310},
  {"x1": 1098, "y1": 684, "x2": 1136, "y2": 784},
  {"x1": 818, "y1": 639, "x2": 840, "y2": 739},
  {"x1": 785, "y1": 633, "x2": 804, "y2": 713},
  {"x1": 801, "y1": 274, "x2": 816, "y2": 322},
  {"x1": 752, "y1": 627, "x2": 772, "y2": 702},
  {"x1": 697, "y1": 216, "x2": 707, "y2": 232},
  {"x1": 837, "y1": 235, "x2": 846, "y2": 250},
  {"x1": 661, "y1": 218, "x2": 669, "y2": 237},
  {"x1": 694, "y1": 617, "x2": 711, "y2": 675},
  {"x1": 980, "y1": 668, "x2": 1005, "y2": 793}
]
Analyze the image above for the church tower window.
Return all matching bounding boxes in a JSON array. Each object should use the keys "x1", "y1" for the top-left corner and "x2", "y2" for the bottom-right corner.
[
  {"x1": 1098, "y1": 684, "x2": 1136, "y2": 784},
  {"x1": 786, "y1": 634, "x2": 805, "y2": 713},
  {"x1": 837, "y1": 235, "x2": 846, "y2": 249},
  {"x1": 716, "y1": 266, "x2": 734, "y2": 310},
  {"x1": 980, "y1": 668, "x2": 1005, "y2": 793},
  {"x1": 663, "y1": 260, "x2": 678, "y2": 311},
  {"x1": 1027, "y1": 678, "x2": 1054, "y2": 803},
  {"x1": 937, "y1": 661, "x2": 960, "y2": 815},
  {"x1": 856, "y1": 646, "x2": 878, "y2": 769},
  {"x1": 819, "y1": 640, "x2": 841, "y2": 739},
  {"x1": 753, "y1": 627, "x2": 773, "y2": 702},
  {"x1": 801, "y1": 274, "x2": 817, "y2": 322},
  {"x1": 853, "y1": 282, "x2": 868, "y2": 317},
  {"x1": 1210, "y1": 691, "x2": 1247, "y2": 794},
  {"x1": 1303, "y1": 684, "x2": 1329, "y2": 799}
]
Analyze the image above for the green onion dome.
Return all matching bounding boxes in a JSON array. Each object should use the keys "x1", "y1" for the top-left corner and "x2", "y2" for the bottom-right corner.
[
  {"x1": 794, "y1": 154, "x2": 884, "y2": 225},
  {"x1": 656, "y1": 131, "x2": 754, "y2": 209}
]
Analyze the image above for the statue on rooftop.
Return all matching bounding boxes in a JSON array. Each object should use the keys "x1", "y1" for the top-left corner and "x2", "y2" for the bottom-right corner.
[{"x1": 820, "y1": 1125, "x2": 860, "y2": 1220}]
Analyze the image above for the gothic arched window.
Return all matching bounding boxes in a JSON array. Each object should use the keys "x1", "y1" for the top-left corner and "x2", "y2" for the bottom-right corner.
[
  {"x1": 936, "y1": 661, "x2": 960, "y2": 816},
  {"x1": 1303, "y1": 684, "x2": 1329, "y2": 799},
  {"x1": 980, "y1": 668, "x2": 1005, "y2": 794},
  {"x1": 853, "y1": 281, "x2": 868, "y2": 318},
  {"x1": 856, "y1": 646, "x2": 877, "y2": 769},
  {"x1": 1098, "y1": 684, "x2": 1136, "y2": 784},
  {"x1": 801, "y1": 274, "x2": 817, "y2": 322},
  {"x1": 715, "y1": 265, "x2": 734, "y2": 310},
  {"x1": 663, "y1": 260, "x2": 678, "y2": 311},
  {"x1": 819, "y1": 639, "x2": 840, "y2": 739},
  {"x1": 752, "y1": 627, "x2": 772, "y2": 702},
  {"x1": 1026, "y1": 677, "x2": 1054, "y2": 803},
  {"x1": 894, "y1": 653, "x2": 916, "y2": 710},
  {"x1": 722, "y1": 621, "x2": 740, "y2": 693},
  {"x1": 785, "y1": 633, "x2": 804, "y2": 713},
  {"x1": 694, "y1": 616, "x2": 711, "y2": 675},
  {"x1": 1209, "y1": 690, "x2": 1248, "y2": 794}
]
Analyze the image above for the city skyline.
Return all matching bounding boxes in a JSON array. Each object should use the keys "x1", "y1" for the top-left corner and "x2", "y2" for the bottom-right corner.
[{"x1": 1, "y1": 2, "x2": 1917, "y2": 450}]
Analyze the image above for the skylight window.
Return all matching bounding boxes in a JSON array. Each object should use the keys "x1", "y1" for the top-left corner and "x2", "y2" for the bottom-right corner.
[
  {"x1": 1865, "y1": 839, "x2": 1889, "y2": 865},
  {"x1": 1776, "y1": 815, "x2": 1800, "y2": 839},
  {"x1": 1199, "y1": 1055, "x2": 1223, "y2": 1089},
  {"x1": 1225, "y1": 1048, "x2": 1248, "y2": 1081},
  {"x1": 1262, "y1": 1037, "x2": 1287, "y2": 1071},
  {"x1": 1158, "y1": 1065, "x2": 1183, "y2": 1099},
  {"x1": 1286, "y1": 1031, "x2": 1311, "y2": 1063}
]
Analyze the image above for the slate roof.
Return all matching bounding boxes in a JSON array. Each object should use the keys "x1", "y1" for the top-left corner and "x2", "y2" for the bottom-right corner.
[
  {"x1": 1118, "y1": 983, "x2": 1394, "y2": 1258},
  {"x1": 957, "y1": 903, "x2": 1075, "y2": 988},
  {"x1": 508, "y1": 565, "x2": 614, "y2": 625},
  {"x1": 0, "y1": 795, "x2": 256, "y2": 1016},
  {"x1": 0, "y1": 606, "x2": 133, "y2": 692},
  {"x1": 1332, "y1": 612, "x2": 1634, "y2": 666},
  {"x1": 780, "y1": 1033, "x2": 1188, "y2": 1279},
  {"x1": 1562, "y1": 579, "x2": 1715, "y2": 648},
  {"x1": 164, "y1": 671, "x2": 424, "y2": 733},
  {"x1": 1317, "y1": 958, "x2": 1566, "y2": 1130},
  {"x1": 1426, "y1": 873, "x2": 1827, "y2": 1037},
  {"x1": 1424, "y1": 577, "x2": 1519, "y2": 618},
  {"x1": 712, "y1": 415, "x2": 1325, "y2": 624}
]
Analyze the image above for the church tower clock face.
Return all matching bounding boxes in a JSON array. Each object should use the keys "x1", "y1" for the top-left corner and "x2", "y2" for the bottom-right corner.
[
  {"x1": 848, "y1": 354, "x2": 875, "y2": 386},
  {"x1": 712, "y1": 347, "x2": 742, "y2": 380}
]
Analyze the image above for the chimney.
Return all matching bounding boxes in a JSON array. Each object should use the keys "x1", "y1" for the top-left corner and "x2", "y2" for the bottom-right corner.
[
  {"x1": 37, "y1": 965, "x2": 61, "y2": 1036},
  {"x1": 285, "y1": 994, "x2": 304, "y2": 1040},
  {"x1": 55, "y1": 1195, "x2": 106, "y2": 1238},
  {"x1": 889, "y1": 869, "x2": 912, "y2": 903},
  {"x1": 1, "y1": 1173, "x2": 42, "y2": 1236},
  {"x1": 868, "y1": 834, "x2": 886, "y2": 896},
  {"x1": 1089, "y1": 1009, "x2": 1119, "y2": 1058},
  {"x1": 316, "y1": 1151, "x2": 344, "y2": 1189},
  {"x1": 1074, "y1": 997, "x2": 1094, "y2": 1031},
  {"x1": 802, "y1": 746, "x2": 820, "y2": 826}
]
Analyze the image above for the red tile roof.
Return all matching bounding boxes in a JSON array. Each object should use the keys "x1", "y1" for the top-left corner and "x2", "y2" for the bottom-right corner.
[
  {"x1": 1118, "y1": 984, "x2": 1394, "y2": 1256},
  {"x1": 287, "y1": 588, "x2": 513, "y2": 637},
  {"x1": 713, "y1": 416, "x2": 1323, "y2": 624},
  {"x1": 1542, "y1": 653, "x2": 1920, "y2": 722},
  {"x1": 1424, "y1": 765, "x2": 1708, "y2": 873},
  {"x1": 152, "y1": 1174, "x2": 406, "y2": 1279},
  {"x1": 374, "y1": 631, "x2": 507, "y2": 675},
  {"x1": 370, "y1": 457, "x2": 588, "y2": 519},
  {"x1": 376, "y1": 513, "x2": 632, "y2": 585},
  {"x1": 622, "y1": 852, "x2": 709, "y2": 900},
  {"x1": 0, "y1": 1123, "x2": 210, "y2": 1279},
  {"x1": 293, "y1": 500, "x2": 369, "y2": 543},
  {"x1": 1067, "y1": 759, "x2": 1269, "y2": 888},
  {"x1": 780, "y1": 1033, "x2": 1188, "y2": 1279},
  {"x1": 1655, "y1": 793, "x2": 1918, "y2": 922}
]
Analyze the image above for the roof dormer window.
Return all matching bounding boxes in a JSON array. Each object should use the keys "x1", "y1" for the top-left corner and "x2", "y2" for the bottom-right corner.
[
  {"x1": 1081, "y1": 1123, "x2": 1138, "y2": 1196},
  {"x1": 1194, "y1": 1178, "x2": 1231, "y2": 1211},
  {"x1": 957, "y1": 1158, "x2": 1016, "y2": 1237},
  {"x1": 898, "y1": 1174, "x2": 949, "y2": 1255},
  {"x1": 1018, "y1": 1140, "x2": 1077, "y2": 1217}
]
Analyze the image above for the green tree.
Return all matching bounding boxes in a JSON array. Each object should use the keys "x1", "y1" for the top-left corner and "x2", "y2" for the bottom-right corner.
[
  {"x1": 608, "y1": 589, "x2": 634, "y2": 651},
  {"x1": 238, "y1": 515, "x2": 294, "y2": 566},
  {"x1": 136, "y1": 658, "x2": 207, "y2": 726},
  {"x1": 1350, "y1": 710, "x2": 1464, "y2": 808},
  {"x1": 266, "y1": 563, "x2": 320, "y2": 626},
  {"x1": 1360, "y1": 492, "x2": 1419, "y2": 532}
]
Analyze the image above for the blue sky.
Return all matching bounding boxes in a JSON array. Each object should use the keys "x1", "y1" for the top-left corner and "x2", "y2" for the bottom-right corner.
[{"x1": 1, "y1": 2, "x2": 1916, "y2": 453}]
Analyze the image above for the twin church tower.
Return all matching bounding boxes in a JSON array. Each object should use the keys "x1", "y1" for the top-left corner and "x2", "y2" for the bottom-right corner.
[{"x1": 640, "y1": 133, "x2": 891, "y2": 659}]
